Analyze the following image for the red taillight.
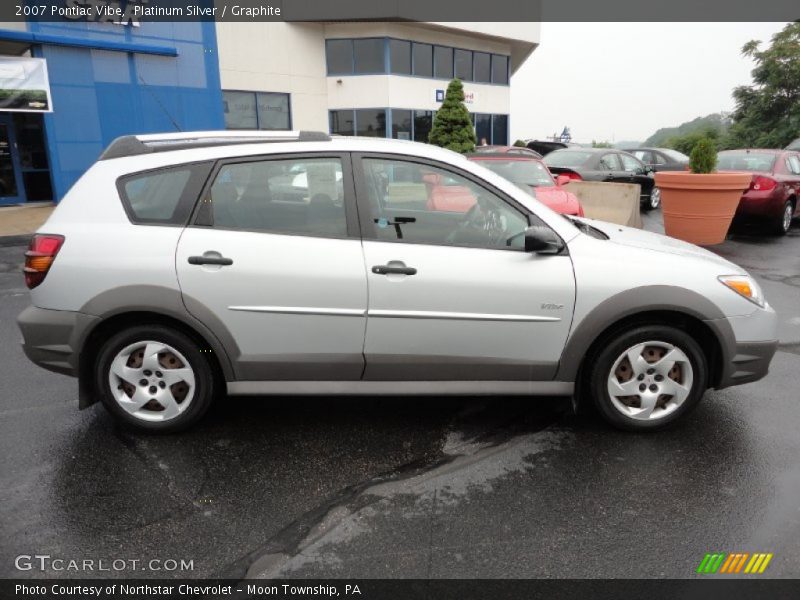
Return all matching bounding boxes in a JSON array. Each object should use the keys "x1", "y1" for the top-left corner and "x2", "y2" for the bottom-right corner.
[
  {"x1": 564, "y1": 171, "x2": 583, "y2": 181},
  {"x1": 751, "y1": 176, "x2": 777, "y2": 191},
  {"x1": 24, "y1": 234, "x2": 64, "y2": 289}
]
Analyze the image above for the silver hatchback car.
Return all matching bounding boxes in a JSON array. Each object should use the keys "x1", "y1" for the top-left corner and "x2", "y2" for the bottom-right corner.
[{"x1": 18, "y1": 131, "x2": 778, "y2": 432}]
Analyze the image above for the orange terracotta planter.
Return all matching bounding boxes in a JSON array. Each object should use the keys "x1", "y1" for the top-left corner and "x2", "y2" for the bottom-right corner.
[{"x1": 654, "y1": 171, "x2": 752, "y2": 246}]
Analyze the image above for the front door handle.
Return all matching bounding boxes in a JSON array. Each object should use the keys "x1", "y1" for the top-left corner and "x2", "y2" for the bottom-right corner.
[
  {"x1": 188, "y1": 255, "x2": 233, "y2": 266},
  {"x1": 372, "y1": 264, "x2": 417, "y2": 276}
]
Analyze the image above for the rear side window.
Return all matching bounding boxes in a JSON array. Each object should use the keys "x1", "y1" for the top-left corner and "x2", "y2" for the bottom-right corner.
[{"x1": 118, "y1": 164, "x2": 210, "y2": 225}]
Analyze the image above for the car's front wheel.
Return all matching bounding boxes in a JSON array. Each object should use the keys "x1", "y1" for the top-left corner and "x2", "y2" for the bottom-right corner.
[
  {"x1": 95, "y1": 325, "x2": 215, "y2": 433},
  {"x1": 588, "y1": 325, "x2": 708, "y2": 431}
]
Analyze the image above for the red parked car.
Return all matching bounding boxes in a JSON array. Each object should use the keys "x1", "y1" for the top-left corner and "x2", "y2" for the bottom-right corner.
[
  {"x1": 717, "y1": 149, "x2": 800, "y2": 235},
  {"x1": 467, "y1": 153, "x2": 585, "y2": 216}
]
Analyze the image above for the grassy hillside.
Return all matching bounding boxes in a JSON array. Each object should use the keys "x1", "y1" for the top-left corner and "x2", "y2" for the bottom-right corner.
[{"x1": 643, "y1": 113, "x2": 731, "y2": 148}]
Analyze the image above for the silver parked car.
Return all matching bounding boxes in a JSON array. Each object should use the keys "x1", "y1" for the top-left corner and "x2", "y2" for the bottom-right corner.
[{"x1": 18, "y1": 131, "x2": 778, "y2": 432}]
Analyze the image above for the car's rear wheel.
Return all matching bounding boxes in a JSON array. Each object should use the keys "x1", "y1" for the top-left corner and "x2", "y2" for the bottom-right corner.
[
  {"x1": 643, "y1": 187, "x2": 661, "y2": 211},
  {"x1": 588, "y1": 325, "x2": 707, "y2": 431},
  {"x1": 95, "y1": 325, "x2": 215, "y2": 433},
  {"x1": 775, "y1": 200, "x2": 794, "y2": 236}
]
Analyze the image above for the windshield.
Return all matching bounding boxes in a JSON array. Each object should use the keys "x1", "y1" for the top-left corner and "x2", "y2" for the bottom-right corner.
[
  {"x1": 544, "y1": 150, "x2": 593, "y2": 168},
  {"x1": 477, "y1": 159, "x2": 555, "y2": 187},
  {"x1": 717, "y1": 152, "x2": 776, "y2": 172}
]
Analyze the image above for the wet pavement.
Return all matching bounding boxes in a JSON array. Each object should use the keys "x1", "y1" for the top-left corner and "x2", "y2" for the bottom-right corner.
[{"x1": 1, "y1": 213, "x2": 799, "y2": 579}]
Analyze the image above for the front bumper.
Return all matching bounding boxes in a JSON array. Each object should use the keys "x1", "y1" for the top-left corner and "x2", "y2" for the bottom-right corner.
[
  {"x1": 18, "y1": 305, "x2": 98, "y2": 377},
  {"x1": 708, "y1": 306, "x2": 779, "y2": 389},
  {"x1": 718, "y1": 339, "x2": 778, "y2": 388}
]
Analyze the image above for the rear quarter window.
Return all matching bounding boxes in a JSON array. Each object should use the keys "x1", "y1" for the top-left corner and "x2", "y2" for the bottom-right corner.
[{"x1": 118, "y1": 163, "x2": 211, "y2": 225}]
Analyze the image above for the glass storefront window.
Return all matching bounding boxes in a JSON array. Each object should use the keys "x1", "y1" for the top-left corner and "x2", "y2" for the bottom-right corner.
[
  {"x1": 454, "y1": 49, "x2": 473, "y2": 81},
  {"x1": 475, "y1": 113, "x2": 491, "y2": 145},
  {"x1": 356, "y1": 109, "x2": 386, "y2": 137},
  {"x1": 330, "y1": 110, "x2": 355, "y2": 136},
  {"x1": 326, "y1": 39, "x2": 353, "y2": 74},
  {"x1": 412, "y1": 43, "x2": 433, "y2": 77},
  {"x1": 492, "y1": 54, "x2": 509, "y2": 84},
  {"x1": 389, "y1": 39, "x2": 412, "y2": 75},
  {"x1": 354, "y1": 38, "x2": 385, "y2": 74},
  {"x1": 224, "y1": 91, "x2": 291, "y2": 130},
  {"x1": 391, "y1": 109, "x2": 412, "y2": 140},
  {"x1": 434, "y1": 46, "x2": 453, "y2": 79},
  {"x1": 414, "y1": 110, "x2": 433, "y2": 143},
  {"x1": 492, "y1": 114, "x2": 509, "y2": 145}
]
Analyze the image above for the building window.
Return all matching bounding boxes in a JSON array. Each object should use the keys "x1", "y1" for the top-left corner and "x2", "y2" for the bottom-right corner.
[
  {"x1": 434, "y1": 46, "x2": 453, "y2": 79},
  {"x1": 354, "y1": 38, "x2": 385, "y2": 74},
  {"x1": 492, "y1": 114, "x2": 509, "y2": 145},
  {"x1": 389, "y1": 39, "x2": 411, "y2": 75},
  {"x1": 412, "y1": 43, "x2": 433, "y2": 78},
  {"x1": 330, "y1": 110, "x2": 355, "y2": 136},
  {"x1": 356, "y1": 109, "x2": 386, "y2": 137},
  {"x1": 473, "y1": 52, "x2": 491, "y2": 83},
  {"x1": 392, "y1": 109, "x2": 412, "y2": 140},
  {"x1": 414, "y1": 110, "x2": 434, "y2": 143},
  {"x1": 223, "y1": 91, "x2": 291, "y2": 130},
  {"x1": 326, "y1": 39, "x2": 353, "y2": 74},
  {"x1": 492, "y1": 54, "x2": 509, "y2": 85},
  {"x1": 454, "y1": 49, "x2": 473, "y2": 81},
  {"x1": 474, "y1": 113, "x2": 491, "y2": 145}
]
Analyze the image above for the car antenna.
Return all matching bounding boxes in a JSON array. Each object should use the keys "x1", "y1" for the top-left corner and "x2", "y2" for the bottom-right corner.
[{"x1": 137, "y1": 74, "x2": 183, "y2": 132}]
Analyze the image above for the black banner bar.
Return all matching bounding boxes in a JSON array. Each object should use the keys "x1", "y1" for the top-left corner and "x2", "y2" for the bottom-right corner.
[{"x1": 1, "y1": 0, "x2": 798, "y2": 23}]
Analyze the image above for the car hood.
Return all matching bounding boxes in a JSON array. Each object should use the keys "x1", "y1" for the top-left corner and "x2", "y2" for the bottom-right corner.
[{"x1": 576, "y1": 218, "x2": 745, "y2": 273}]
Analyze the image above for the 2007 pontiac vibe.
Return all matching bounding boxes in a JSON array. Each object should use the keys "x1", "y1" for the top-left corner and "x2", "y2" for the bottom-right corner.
[{"x1": 18, "y1": 131, "x2": 777, "y2": 432}]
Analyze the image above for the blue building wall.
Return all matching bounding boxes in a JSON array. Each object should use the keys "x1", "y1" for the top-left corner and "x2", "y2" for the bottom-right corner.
[{"x1": 19, "y1": 20, "x2": 225, "y2": 201}]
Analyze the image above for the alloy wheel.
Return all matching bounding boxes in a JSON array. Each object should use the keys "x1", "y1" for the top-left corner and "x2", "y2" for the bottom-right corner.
[
  {"x1": 782, "y1": 202, "x2": 793, "y2": 233},
  {"x1": 606, "y1": 341, "x2": 693, "y2": 421},
  {"x1": 649, "y1": 187, "x2": 661, "y2": 209},
  {"x1": 107, "y1": 341, "x2": 196, "y2": 422}
]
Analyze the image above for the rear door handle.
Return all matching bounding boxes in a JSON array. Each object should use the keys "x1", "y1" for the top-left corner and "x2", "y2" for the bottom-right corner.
[
  {"x1": 372, "y1": 264, "x2": 417, "y2": 276},
  {"x1": 188, "y1": 255, "x2": 233, "y2": 266}
]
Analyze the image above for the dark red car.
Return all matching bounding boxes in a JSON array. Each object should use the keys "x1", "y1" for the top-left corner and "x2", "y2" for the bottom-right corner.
[
  {"x1": 468, "y1": 153, "x2": 584, "y2": 217},
  {"x1": 717, "y1": 149, "x2": 800, "y2": 235}
]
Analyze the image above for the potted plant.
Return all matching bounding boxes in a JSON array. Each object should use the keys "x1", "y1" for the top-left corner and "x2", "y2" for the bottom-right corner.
[{"x1": 654, "y1": 138, "x2": 751, "y2": 245}]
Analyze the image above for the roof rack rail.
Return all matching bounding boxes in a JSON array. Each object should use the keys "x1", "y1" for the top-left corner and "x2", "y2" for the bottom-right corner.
[{"x1": 99, "y1": 130, "x2": 332, "y2": 160}]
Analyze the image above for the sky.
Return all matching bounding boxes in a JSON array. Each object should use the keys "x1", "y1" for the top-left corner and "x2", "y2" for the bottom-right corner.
[{"x1": 510, "y1": 22, "x2": 788, "y2": 145}]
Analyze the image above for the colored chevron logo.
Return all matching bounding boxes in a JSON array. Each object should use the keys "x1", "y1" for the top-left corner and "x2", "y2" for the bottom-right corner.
[{"x1": 696, "y1": 552, "x2": 774, "y2": 574}]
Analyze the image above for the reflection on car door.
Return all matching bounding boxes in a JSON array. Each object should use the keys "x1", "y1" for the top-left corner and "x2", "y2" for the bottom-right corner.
[
  {"x1": 175, "y1": 153, "x2": 368, "y2": 381},
  {"x1": 353, "y1": 154, "x2": 576, "y2": 382}
]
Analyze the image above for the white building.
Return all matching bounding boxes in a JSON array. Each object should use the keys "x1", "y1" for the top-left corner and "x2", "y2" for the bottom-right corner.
[{"x1": 215, "y1": 21, "x2": 540, "y2": 145}]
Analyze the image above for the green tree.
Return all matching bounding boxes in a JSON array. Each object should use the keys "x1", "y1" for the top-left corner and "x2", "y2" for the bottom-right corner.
[
  {"x1": 664, "y1": 127, "x2": 721, "y2": 155},
  {"x1": 689, "y1": 138, "x2": 718, "y2": 174},
  {"x1": 513, "y1": 139, "x2": 527, "y2": 147},
  {"x1": 592, "y1": 140, "x2": 613, "y2": 148},
  {"x1": 428, "y1": 79, "x2": 476, "y2": 153},
  {"x1": 725, "y1": 22, "x2": 800, "y2": 149}
]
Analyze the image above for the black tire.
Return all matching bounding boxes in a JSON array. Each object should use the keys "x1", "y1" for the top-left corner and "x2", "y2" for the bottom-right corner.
[
  {"x1": 641, "y1": 187, "x2": 661, "y2": 212},
  {"x1": 587, "y1": 324, "x2": 708, "y2": 432},
  {"x1": 774, "y1": 200, "x2": 794, "y2": 236},
  {"x1": 95, "y1": 324, "x2": 215, "y2": 433}
]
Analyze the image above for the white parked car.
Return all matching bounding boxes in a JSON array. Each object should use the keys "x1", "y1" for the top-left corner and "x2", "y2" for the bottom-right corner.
[{"x1": 18, "y1": 131, "x2": 778, "y2": 432}]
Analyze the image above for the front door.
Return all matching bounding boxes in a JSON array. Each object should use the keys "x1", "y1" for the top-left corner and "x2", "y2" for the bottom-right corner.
[
  {"x1": 176, "y1": 153, "x2": 368, "y2": 381},
  {"x1": 0, "y1": 114, "x2": 25, "y2": 205},
  {"x1": 353, "y1": 155, "x2": 576, "y2": 382}
]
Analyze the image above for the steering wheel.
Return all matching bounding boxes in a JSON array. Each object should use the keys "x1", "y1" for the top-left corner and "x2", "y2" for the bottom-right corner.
[{"x1": 447, "y1": 200, "x2": 507, "y2": 245}]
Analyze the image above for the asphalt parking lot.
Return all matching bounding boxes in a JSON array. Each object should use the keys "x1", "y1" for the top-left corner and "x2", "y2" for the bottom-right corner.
[{"x1": 1, "y1": 212, "x2": 799, "y2": 580}]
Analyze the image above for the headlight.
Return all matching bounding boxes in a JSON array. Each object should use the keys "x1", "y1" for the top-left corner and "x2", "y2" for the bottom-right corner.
[{"x1": 718, "y1": 275, "x2": 766, "y2": 308}]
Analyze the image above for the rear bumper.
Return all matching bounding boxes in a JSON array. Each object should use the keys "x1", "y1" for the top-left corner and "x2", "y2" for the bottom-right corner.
[
  {"x1": 735, "y1": 191, "x2": 785, "y2": 218},
  {"x1": 17, "y1": 305, "x2": 98, "y2": 377}
]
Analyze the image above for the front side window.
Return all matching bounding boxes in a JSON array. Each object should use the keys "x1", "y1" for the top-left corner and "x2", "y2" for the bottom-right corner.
[
  {"x1": 598, "y1": 153, "x2": 622, "y2": 170},
  {"x1": 360, "y1": 158, "x2": 529, "y2": 249},
  {"x1": 209, "y1": 158, "x2": 347, "y2": 237},
  {"x1": 787, "y1": 155, "x2": 800, "y2": 175}
]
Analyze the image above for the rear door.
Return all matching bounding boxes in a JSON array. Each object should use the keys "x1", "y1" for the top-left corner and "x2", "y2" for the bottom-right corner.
[
  {"x1": 353, "y1": 154, "x2": 576, "y2": 382},
  {"x1": 176, "y1": 153, "x2": 368, "y2": 381},
  {"x1": 619, "y1": 152, "x2": 655, "y2": 199}
]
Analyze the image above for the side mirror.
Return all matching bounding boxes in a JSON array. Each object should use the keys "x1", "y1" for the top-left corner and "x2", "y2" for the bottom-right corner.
[
  {"x1": 555, "y1": 174, "x2": 571, "y2": 186},
  {"x1": 524, "y1": 226, "x2": 564, "y2": 254}
]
